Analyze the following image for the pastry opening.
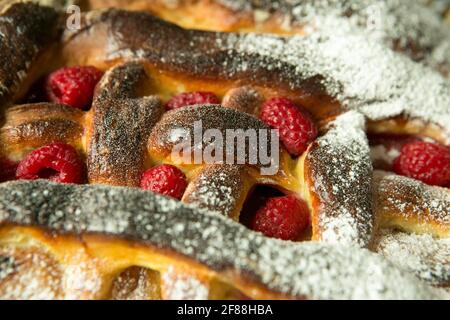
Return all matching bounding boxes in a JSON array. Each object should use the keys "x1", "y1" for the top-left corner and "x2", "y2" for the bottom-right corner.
[
  {"x1": 240, "y1": 184, "x2": 284, "y2": 226},
  {"x1": 240, "y1": 184, "x2": 312, "y2": 241},
  {"x1": 109, "y1": 266, "x2": 162, "y2": 300},
  {"x1": 19, "y1": 77, "x2": 48, "y2": 104},
  {"x1": 35, "y1": 167, "x2": 60, "y2": 180},
  {"x1": 368, "y1": 132, "x2": 420, "y2": 171},
  {"x1": 368, "y1": 128, "x2": 450, "y2": 188}
]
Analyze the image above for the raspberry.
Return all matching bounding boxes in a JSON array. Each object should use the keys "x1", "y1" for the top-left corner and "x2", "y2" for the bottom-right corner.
[
  {"x1": 260, "y1": 97, "x2": 317, "y2": 156},
  {"x1": 165, "y1": 91, "x2": 219, "y2": 110},
  {"x1": 16, "y1": 143, "x2": 85, "y2": 184},
  {"x1": 250, "y1": 195, "x2": 310, "y2": 241},
  {"x1": 45, "y1": 66, "x2": 103, "y2": 110},
  {"x1": 393, "y1": 141, "x2": 450, "y2": 186},
  {"x1": 140, "y1": 164, "x2": 187, "y2": 199},
  {"x1": 0, "y1": 157, "x2": 18, "y2": 182}
]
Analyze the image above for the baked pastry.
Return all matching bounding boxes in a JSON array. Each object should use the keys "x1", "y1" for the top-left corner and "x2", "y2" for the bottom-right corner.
[
  {"x1": 0, "y1": 2, "x2": 448, "y2": 299},
  {"x1": 77, "y1": 0, "x2": 450, "y2": 78}
]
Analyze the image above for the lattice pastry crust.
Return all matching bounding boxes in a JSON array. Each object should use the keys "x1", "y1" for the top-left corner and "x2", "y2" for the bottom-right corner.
[{"x1": 0, "y1": 2, "x2": 448, "y2": 299}]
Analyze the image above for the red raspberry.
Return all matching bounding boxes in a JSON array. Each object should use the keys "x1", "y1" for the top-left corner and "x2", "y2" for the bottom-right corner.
[
  {"x1": 166, "y1": 91, "x2": 219, "y2": 110},
  {"x1": 140, "y1": 164, "x2": 187, "y2": 199},
  {"x1": 260, "y1": 97, "x2": 317, "y2": 156},
  {"x1": 16, "y1": 143, "x2": 85, "y2": 184},
  {"x1": 0, "y1": 157, "x2": 18, "y2": 182},
  {"x1": 250, "y1": 195, "x2": 310, "y2": 241},
  {"x1": 393, "y1": 141, "x2": 450, "y2": 186},
  {"x1": 45, "y1": 66, "x2": 103, "y2": 109}
]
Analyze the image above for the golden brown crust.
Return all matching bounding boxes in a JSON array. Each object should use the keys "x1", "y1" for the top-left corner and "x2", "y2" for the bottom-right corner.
[
  {"x1": 0, "y1": 103, "x2": 84, "y2": 159},
  {"x1": 147, "y1": 105, "x2": 276, "y2": 166},
  {"x1": 373, "y1": 170, "x2": 450, "y2": 238},
  {"x1": 302, "y1": 112, "x2": 374, "y2": 247},
  {"x1": 0, "y1": 3, "x2": 59, "y2": 107},
  {"x1": 0, "y1": 2, "x2": 448, "y2": 300},
  {"x1": 83, "y1": 0, "x2": 450, "y2": 77},
  {"x1": 0, "y1": 180, "x2": 445, "y2": 299},
  {"x1": 87, "y1": 62, "x2": 164, "y2": 186},
  {"x1": 59, "y1": 9, "x2": 339, "y2": 121},
  {"x1": 84, "y1": 0, "x2": 258, "y2": 32}
]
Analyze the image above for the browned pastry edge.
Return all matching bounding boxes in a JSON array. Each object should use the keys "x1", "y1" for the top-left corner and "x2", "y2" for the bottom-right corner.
[
  {"x1": 0, "y1": 1, "x2": 448, "y2": 298},
  {"x1": 147, "y1": 104, "x2": 276, "y2": 167},
  {"x1": 302, "y1": 111, "x2": 374, "y2": 247},
  {"x1": 367, "y1": 117, "x2": 450, "y2": 148},
  {"x1": 182, "y1": 164, "x2": 252, "y2": 220},
  {"x1": 87, "y1": 62, "x2": 164, "y2": 186},
  {"x1": 0, "y1": 2, "x2": 60, "y2": 107},
  {"x1": 373, "y1": 170, "x2": 450, "y2": 238},
  {"x1": 0, "y1": 179, "x2": 445, "y2": 300},
  {"x1": 0, "y1": 102, "x2": 84, "y2": 158},
  {"x1": 82, "y1": 0, "x2": 450, "y2": 74},
  {"x1": 83, "y1": 0, "x2": 263, "y2": 33},
  {"x1": 59, "y1": 8, "x2": 341, "y2": 121}
]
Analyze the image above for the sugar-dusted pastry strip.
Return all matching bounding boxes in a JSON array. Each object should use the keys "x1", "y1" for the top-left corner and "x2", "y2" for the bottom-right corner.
[
  {"x1": 85, "y1": 0, "x2": 450, "y2": 76},
  {"x1": 0, "y1": 180, "x2": 446, "y2": 300},
  {"x1": 300, "y1": 111, "x2": 374, "y2": 247},
  {"x1": 373, "y1": 170, "x2": 450, "y2": 238},
  {"x1": 87, "y1": 62, "x2": 164, "y2": 186},
  {"x1": 182, "y1": 164, "x2": 252, "y2": 220}
]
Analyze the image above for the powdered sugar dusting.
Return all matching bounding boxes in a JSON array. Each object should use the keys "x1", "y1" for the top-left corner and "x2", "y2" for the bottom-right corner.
[
  {"x1": 62, "y1": 259, "x2": 103, "y2": 299},
  {"x1": 217, "y1": 0, "x2": 450, "y2": 73},
  {"x1": 183, "y1": 164, "x2": 244, "y2": 219},
  {"x1": 374, "y1": 229, "x2": 450, "y2": 286},
  {"x1": 0, "y1": 246, "x2": 62, "y2": 300},
  {"x1": 1, "y1": 180, "x2": 446, "y2": 299},
  {"x1": 1, "y1": 2, "x2": 449, "y2": 300},
  {"x1": 321, "y1": 210, "x2": 361, "y2": 245},
  {"x1": 224, "y1": 30, "x2": 450, "y2": 138},
  {"x1": 374, "y1": 170, "x2": 450, "y2": 229},
  {"x1": 306, "y1": 111, "x2": 373, "y2": 247},
  {"x1": 67, "y1": 8, "x2": 450, "y2": 137},
  {"x1": 161, "y1": 267, "x2": 209, "y2": 299}
]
